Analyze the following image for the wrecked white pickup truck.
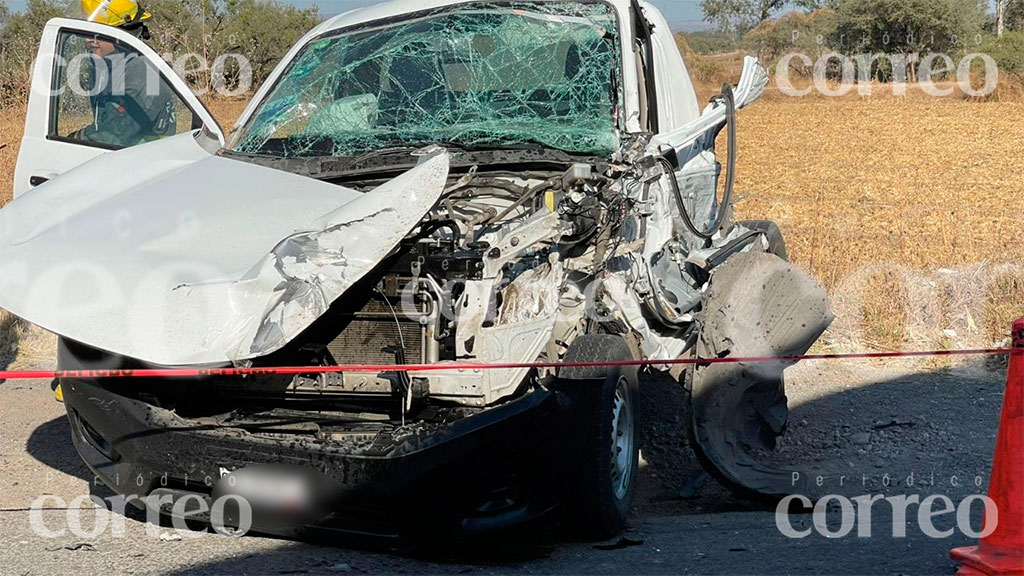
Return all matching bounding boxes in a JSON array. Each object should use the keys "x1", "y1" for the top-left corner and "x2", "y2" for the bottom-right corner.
[{"x1": 1, "y1": 0, "x2": 831, "y2": 540}]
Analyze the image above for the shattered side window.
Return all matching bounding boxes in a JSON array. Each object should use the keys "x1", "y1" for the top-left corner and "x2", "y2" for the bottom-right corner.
[{"x1": 231, "y1": 2, "x2": 621, "y2": 158}]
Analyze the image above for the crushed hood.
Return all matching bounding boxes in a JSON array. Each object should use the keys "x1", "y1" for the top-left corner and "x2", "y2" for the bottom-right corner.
[{"x1": 0, "y1": 133, "x2": 449, "y2": 365}]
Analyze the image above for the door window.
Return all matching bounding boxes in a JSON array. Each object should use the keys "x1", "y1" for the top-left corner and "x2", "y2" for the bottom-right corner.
[{"x1": 50, "y1": 30, "x2": 199, "y2": 149}]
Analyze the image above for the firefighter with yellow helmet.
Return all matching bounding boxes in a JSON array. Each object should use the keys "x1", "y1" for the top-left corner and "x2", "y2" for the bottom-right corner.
[
  {"x1": 82, "y1": 0, "x2": 152, "y2": 34},
  {"x1": 55, "y1": 1, "x2": 171, "y2": 404},
  {"x1": 73, "y1": 0, "x2": 176, "y2": 147}
]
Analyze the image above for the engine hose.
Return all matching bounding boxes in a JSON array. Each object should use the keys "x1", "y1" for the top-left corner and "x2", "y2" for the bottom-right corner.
[
  {"x1": 474, "y1": 178, "x2": 560, "y2": 242},
  {"x1": 661, "y1": 83, "x2": 737, "y2": 241},
  {"x1": 410, "y1": 219, "x2": 460, "y2": 252}
]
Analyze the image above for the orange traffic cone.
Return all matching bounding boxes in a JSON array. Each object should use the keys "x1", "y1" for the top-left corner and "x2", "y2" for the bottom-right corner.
[{"x1": 950, "y1": 316, "x2": 1024, "y2": 575}]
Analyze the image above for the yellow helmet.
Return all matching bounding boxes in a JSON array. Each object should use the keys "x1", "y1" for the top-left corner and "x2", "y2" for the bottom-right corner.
[{"x1": 81, "y1": 0, "x2": 152, "y2": 28}]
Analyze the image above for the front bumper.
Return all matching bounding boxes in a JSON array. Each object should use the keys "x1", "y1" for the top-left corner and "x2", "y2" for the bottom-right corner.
[{"x1": 61, "y1": 377, "x2": 573, "y2": 542}]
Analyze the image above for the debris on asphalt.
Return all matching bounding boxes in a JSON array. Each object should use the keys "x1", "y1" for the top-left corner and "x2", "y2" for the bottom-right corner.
[
  {"x1": 872, "y1": 419, "x2": 915, "y2": 430},
  {"x1": 45, "y1": 542, "x2": 95, "y2": 552},
  {"x1": 594, "y1": 536, "x2": 644, "y2": 551},
  {"x1": 848, "y1": 432, "x2": 872, "y2": 445}
]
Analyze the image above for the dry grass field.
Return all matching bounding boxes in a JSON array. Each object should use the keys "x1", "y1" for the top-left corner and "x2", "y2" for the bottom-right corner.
[
  {"x1": 0, "y1": 94, "x2": 1021, "y2": 354},
  {"x1": 732, "y1": 97, "x2": 1024, "y2": 351},
  {"x1": 0, "y1": 105, "x2": 24, "y2": 206}
]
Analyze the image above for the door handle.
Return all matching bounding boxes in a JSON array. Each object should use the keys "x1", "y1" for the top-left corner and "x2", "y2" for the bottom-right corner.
[{"x1": 29, "y1": 172, "x2": 58, "y2": 187}]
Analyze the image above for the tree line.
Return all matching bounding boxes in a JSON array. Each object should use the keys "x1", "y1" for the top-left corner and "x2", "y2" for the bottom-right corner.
[
  {"x1": 0, "y1": 0, "x2": 321, "y2": 107},
  {"x1": 695, "y1": 0, "x2": 1024, "y2": 83},
  {"x1": 701, "y1": 0, "x2": 1022, "y2": 41}
]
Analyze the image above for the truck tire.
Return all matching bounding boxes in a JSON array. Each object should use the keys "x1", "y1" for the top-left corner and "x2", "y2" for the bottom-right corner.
[
  {"x1": 556, "y1": 334, "x2": 639, "y2": 539},
  {"x1": 738, "y1": 219, "x2": 788, "y2": 261}
]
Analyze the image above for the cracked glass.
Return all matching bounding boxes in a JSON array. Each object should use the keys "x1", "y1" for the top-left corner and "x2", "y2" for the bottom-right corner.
[
  {"x1": 231, "y1": 2, "x2": 621, "y2": 158},
  {"x1": 53, "y1": 30, "x2": 195, "y2": 148}
]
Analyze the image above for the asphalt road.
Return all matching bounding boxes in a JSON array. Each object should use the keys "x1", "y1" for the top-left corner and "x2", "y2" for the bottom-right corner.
[{"x1": 0, "y1": 345, "x2": 1008, "y2": 575}]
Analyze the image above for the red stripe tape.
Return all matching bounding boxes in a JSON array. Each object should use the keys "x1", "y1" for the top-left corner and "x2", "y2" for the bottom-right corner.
[{"x1": 1, "y1": 348, "x2": 1018, "y2": 381}]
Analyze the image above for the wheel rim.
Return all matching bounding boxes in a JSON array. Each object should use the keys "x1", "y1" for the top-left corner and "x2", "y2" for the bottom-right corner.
[{"x1": 609, "y1": 375, "x2": 634, "y2": 500}]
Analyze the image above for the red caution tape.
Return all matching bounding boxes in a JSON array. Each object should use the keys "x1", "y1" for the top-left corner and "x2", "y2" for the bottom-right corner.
[{"x1": 0, "y1": 348, "x2": 1018, "y2": 381}]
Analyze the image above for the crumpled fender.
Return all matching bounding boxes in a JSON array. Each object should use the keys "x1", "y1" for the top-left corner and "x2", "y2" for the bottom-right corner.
[
  {"x1": 0, "y1": 134, "x2": 449, "y2": 365},
  {"x1": 689, "y1": 250, "x2": 833, "y2": 499}
]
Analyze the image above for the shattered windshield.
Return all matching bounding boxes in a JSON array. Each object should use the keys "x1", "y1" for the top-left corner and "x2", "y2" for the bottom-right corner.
[{"x1": 231, "y1": 2, "x2": 621, "y2": 159}]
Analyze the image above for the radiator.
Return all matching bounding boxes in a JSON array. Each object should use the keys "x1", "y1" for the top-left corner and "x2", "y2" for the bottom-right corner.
[{"x1": 326, "y1": 297, "x2": 426, "y2": 365}]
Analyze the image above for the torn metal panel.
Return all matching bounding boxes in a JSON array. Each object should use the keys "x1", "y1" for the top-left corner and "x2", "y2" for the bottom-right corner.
[
  {"x1": 496, "y1": 262, "x2": 563, "y2": 325},
  {"x1": 637, "y1": 149, "x2": 728, "y2": 326},
  {"x1": 670, "y1": 150, "x2": 722, "y2": 249},
  {"x1": 646, "y1": 56, "x2": 768, "y2": 154},
  {"x1": 0, "y1": 134, "x2": 450, "y2": 365},
  {"x1": 423, "y1": 313, "x2": 559, "y2": 406},
  {"x1": 688, "y1": 251, "x2": 834, "y2": 499},
  {"x1": 600, "y1": 274, "x2": 684, "y2": 361},
  {"x1": 426, "y1": 262, "x2": 562, "y2": 405},
  {"x1": 482, "y1": 211, "x2": 569, "y2": 278}
]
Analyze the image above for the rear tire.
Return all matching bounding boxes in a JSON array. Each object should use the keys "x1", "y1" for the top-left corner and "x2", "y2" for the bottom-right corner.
[{"x1": 557, "y1": 334, "x2": 639, "y2": 539}]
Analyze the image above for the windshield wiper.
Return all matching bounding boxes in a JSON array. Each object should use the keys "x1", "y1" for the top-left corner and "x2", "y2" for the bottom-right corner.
[
  {"x1": 222, "y1": 140, "x2": 591, "y2": 181},
  {"x1": 350, "y1": 141, "x2": 471, "y2": 164},
  {"x1": 350, "y1": 139, "x2": 553, "y2": 164}
]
